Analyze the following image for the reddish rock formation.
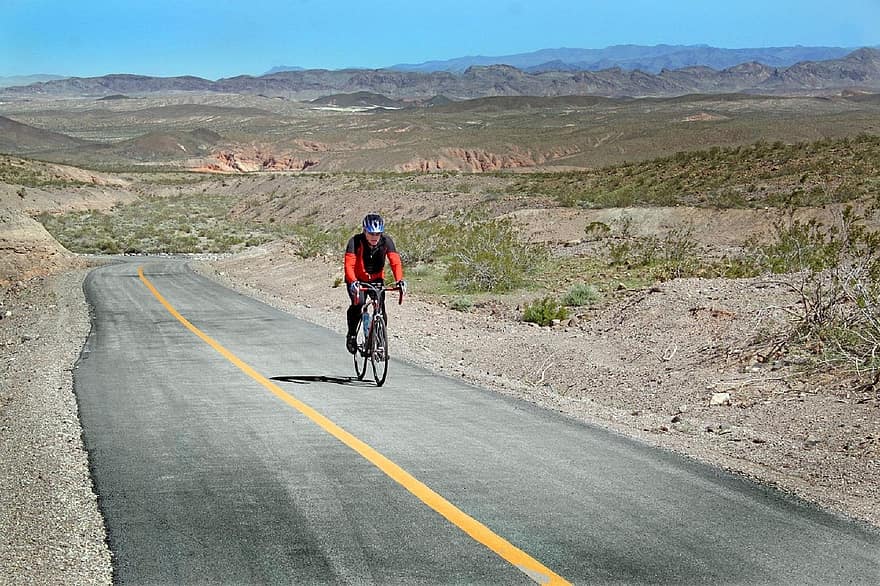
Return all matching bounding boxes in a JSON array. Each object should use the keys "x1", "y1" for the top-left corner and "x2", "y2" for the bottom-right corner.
[
  {"x1": 398, "y1": 145, "x2": 580, "y2": 173},
  {"x1": 193, "y1": 150, "x2": 319, "y2": 173}
]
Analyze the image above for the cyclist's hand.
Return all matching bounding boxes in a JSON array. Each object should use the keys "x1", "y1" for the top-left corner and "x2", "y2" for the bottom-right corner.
[
  {"x1": 348, "y1": 280, "x2": 360, "y2": 296},
  {"x1": 396, "y1": 280, "x2": 407, "y2": 293}
]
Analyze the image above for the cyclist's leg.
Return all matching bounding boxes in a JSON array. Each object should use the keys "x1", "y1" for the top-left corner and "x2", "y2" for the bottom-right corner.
[
  {"x1": 380, "y1": 296, "x2": 388, "y2": 328},
  {"x1": 347, "y1": 285, "x2": 367, "y2": 334}
]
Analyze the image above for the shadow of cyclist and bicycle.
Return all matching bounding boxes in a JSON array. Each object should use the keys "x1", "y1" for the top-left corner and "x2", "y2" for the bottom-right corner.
[{"x1": 270, "y1": 375, "x2": 379, "y2": 387}]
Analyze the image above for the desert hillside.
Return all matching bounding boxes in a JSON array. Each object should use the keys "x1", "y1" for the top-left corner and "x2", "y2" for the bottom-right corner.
[{"x1": 0, "y1": 207, "x2": 83, "y2": 285}]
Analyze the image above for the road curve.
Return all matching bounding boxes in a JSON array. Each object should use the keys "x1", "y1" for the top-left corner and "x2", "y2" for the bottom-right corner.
[{"x1": 74, "y1": 260, "x2": 880, "y2": 584}]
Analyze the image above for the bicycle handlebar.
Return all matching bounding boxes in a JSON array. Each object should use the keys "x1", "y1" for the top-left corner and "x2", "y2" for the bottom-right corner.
[{"x1": 358, "y1": 282, "x2": 405, "y2": 305}]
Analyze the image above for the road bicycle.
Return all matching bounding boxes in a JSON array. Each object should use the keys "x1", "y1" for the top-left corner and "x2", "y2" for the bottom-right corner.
[{"x1": 353, "y1": 282, "x2": 404, "y2": 387}]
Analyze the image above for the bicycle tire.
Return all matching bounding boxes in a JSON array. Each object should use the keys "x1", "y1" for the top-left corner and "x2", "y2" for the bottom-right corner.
[
  {"x1": 370, "y1": 314, "x2": 389, "y2": 386},
  {"x1": 353, "y1": 310, "x2": 369, "y2": 381}
]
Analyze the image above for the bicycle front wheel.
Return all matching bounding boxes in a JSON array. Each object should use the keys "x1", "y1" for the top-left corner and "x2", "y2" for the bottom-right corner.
[
  {"x1": 353, "y1": 316, "x2": 369, "y2": 381},
  {"x1": 370, "y1": 315, "x2": 389, "y2": 387}
]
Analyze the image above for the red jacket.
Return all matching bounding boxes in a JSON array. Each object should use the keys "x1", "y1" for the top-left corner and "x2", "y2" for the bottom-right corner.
[{"x1": 344, "y1": 233, "x2": 404, "y2": 283}]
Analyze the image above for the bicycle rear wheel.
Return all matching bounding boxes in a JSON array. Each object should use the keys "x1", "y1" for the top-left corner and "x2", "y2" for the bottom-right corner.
[
  {"x1": 370, "y1": 315, "x2": 389, "y2": 386},
  {"x1": 353, "y1": 316, "x2": 369, "y2": 381}
]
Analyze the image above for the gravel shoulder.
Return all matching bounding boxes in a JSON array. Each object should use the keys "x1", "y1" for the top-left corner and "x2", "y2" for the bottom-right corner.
[{"x1": 0, "y1": 268, "x2": 112, "y2": 585}]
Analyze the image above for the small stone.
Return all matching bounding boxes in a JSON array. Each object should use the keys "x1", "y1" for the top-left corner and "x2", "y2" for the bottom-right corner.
[{"x1": 709, "y1": 392, "x2": 731, "y2": 406}]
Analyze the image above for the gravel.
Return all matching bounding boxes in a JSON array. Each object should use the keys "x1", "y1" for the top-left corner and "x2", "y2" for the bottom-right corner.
[{"x1": 0, "y1": 270, "x2": 111, "y2": 585}]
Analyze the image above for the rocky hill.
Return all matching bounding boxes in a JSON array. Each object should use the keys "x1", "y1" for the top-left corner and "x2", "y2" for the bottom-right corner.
[
  {"x1": 4, "y1": 49, "x2": 879, "y2": 100},
  {"x1": 0, "y1": 116, "x2": 88, "y2": 153}
]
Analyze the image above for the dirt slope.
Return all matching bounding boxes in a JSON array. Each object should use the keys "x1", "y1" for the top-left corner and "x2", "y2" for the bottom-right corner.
[{"x1": 0, "y1": 207, "x2": 84, "y2": 286}]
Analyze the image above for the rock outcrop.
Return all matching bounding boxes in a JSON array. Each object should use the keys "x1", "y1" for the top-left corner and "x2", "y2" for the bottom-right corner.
[
  {"x1": 398, "y1": 145, "x2": 580, "y2": 172},
  {"x1": 0, "y1": 208, "x2": 82, "y2": 285},
  {"x1": 193, "y1": 150, "x2": 319, "y2": 173}
]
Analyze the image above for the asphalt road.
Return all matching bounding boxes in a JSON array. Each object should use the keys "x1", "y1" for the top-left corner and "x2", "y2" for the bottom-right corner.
[{"x1": 74, "y1": 260, "x2": 880, "y2": 585}]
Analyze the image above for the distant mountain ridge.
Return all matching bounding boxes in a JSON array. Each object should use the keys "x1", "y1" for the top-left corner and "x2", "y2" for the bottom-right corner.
[
  {"x1": 4, "y1": 48, "x2": 880, "y2": 100},
  {"x1": 388, "y1": 44, "x2": 862, "y2": 74},
  {"x1": 0, "y1": 74, "x2": 67, "y2": 89}
]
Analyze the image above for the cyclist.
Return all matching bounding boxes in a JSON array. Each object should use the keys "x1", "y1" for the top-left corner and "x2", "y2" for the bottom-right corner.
[{"x1": 344, "y1": 213, "x2": 406, "y2": 354}]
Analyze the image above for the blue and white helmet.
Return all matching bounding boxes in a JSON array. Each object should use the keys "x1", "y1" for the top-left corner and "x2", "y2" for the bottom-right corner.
[{"x1": 362, "y1": 213, "x2": 385, "y2": 234}]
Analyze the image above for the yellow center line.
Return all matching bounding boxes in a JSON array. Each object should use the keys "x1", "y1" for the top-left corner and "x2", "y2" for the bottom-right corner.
[{"x1": 137, "y1": 266, "x2": 570, "y2": 585}]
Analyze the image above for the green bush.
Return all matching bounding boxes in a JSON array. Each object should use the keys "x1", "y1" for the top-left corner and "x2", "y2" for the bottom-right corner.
[
  {"x1": 445, "y1": 217, "x2": 548, "y2": 292},
  {"x1": 745, "y1": 206, "x2": 880, "y2": 381},
  {"x1": 584, "y1": 221, "x2": 611, "y2": 240},
  {"x1": 392, "y1": 218, "x2": 455, "y2": 264},
  {"x1": 449, "y1": 297, "x2": 473, "y2": 312},
  {"x1": 562, "y1": 283, "x2": 600, "y2": 307},
  {"x1": 291, "y1": 224, "x2": 348, "y2": 259},
  {"x1": 522, "y1": 297, "x2": 569, "y2": 326},
  {"x1": 747, "y1": 214, "x2": 841, "y2": 274}
]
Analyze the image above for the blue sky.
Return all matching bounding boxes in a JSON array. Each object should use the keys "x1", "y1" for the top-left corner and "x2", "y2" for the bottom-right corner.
[{"x1": 2, "y1": 0, "x2": 878, "y2": 79}]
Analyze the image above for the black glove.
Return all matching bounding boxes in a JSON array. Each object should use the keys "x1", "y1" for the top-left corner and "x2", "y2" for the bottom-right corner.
[{"x1": 348, "y1": 280, "x2": 360, "y2": 296}]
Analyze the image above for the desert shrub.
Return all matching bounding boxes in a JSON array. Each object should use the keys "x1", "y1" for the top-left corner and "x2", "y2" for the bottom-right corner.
[
  {"x1": 661, "y1": 226, "x2": 701, "y2": 278},
  {"x1": 747, "y1": 214, "x2": 841, "y2": 275},
  {"x1": 522, "y1": 297, "x2": 569, "y2": 326},
  {"x1": 752, "y1": 206, "x2": 880, "y2": 379},
  {"x1": 601, "y1": 217, "x2": 701, "y2": 280},
  {"x1": 445, "y1": 216, "x2": 548, "y2": 292},
  {"x1": 392, "y1": 218, "x2": 455, "y2": 264},
  {"x1": 94, "y1": 238, "x2": 121, "y2": 254},
  {"x1": 291, "y1": 224, "x2": 347, "y2": 259},
  {"x1": 584, "y1": 221, "x2": 611, "y2": 240},
  {"x1": 449, "y1": 297, "x2": 473, "y2": 312},
  {"x1": 562, "y1": 283, "x2": 600, "y2": 307}
]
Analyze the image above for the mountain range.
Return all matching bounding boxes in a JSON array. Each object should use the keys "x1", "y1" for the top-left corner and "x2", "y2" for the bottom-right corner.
[
  {"x1": 4, "y1": 47, "x2": 880, "y2": 101},
  {"x1": 387, "y1": 44, "x2": 862, "y2": 74}
]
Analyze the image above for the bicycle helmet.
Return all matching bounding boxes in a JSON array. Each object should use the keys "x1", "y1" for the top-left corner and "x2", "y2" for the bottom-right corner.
[{"x1": 362, "y1": 213, "x2": 385, "y2": 234}]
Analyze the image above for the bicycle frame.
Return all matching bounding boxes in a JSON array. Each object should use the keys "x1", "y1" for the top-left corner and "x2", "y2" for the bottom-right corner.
[
  {"x1": 353, "y1": 282, "x2": 404, "y2": 386},
  {"x1": 357, "y1": 282, "x2": 403, "y2": 351}
]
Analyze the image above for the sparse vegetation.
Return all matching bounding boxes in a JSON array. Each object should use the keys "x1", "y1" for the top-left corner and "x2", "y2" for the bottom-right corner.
[
  {"x1": 289, "y1": 224, "x2": 351, "y2": 259},
  {"x1": 508, "y1": 134, "x2": 880, "y2": 209},
  {"x1": 0, "y1": 155, "x2": 92, "y2": 187},
  {"x1": 522, "y1": 296, "x2": 569, "y2": 326},
  {"x1": 601, "y1": 216, "x2": 704, "y2": 280},
  {"x1": 444, "y1": 215, "x2": 548, "y2": 293},
  {"x1": 37, "y1": 193, "x2": 295, "y2": 254},
  {"x1": 562, "y1": 283, "x2": 600, "y2": 307},
  {"x1": 746, "y1": 205, "x2": 880, "y2": 380}
]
